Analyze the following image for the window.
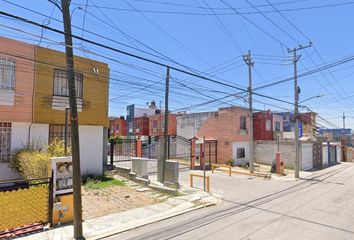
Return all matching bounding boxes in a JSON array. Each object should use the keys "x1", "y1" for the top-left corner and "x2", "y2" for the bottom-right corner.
[
  {"x1": 0, "y1": 57, "x2": 15, "y2": 90},
  {"x1": 49, "y1": 124, "x2": 71, "y2": 144},
  {"x1": 266, "y1": 120, "x2": 271, "y2": 131},
  {"x1": 115, "y1": 124, "x2": 119, "y2": 132},
  {"x1": 53, "y1": 69, "x2": 83, "y2": 99},
  {"x1": 237, "y1": 148, "x2": 245, "y2": 159},
  {"x1": 152, "y1": 120, "x2": 158, "y2": 129},
  {"x1": 240, "y1": 116, "x2": 247, "y2": 130},
  {"x1": 128, "y1": 122, "x2": 133, "y2": 133},
  {"x1": 275, "y1": 121, "x2": 281, "y2": 131},
  {"x1": 0, "y1": 122, "x2": 11, "y2": 162}
]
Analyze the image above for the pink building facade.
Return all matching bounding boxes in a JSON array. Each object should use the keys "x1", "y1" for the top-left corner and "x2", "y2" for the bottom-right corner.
[{"x1": 0, "y1": 37, "x2": 35, "y2": 180}]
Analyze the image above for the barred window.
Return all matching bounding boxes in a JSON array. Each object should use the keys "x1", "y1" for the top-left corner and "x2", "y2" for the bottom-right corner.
[
  {"x1": 237, "y1": 148, "x2": 245, "y2": 159},
  {"x1": 53, "y1": 69, "x2": 83, "y2": 99},
  {"x1": 0, "y1": 57, "x2": 16, "y2": 90},
  {"x1": 0, "y1": 122, "x2": 11, "y2": 163},
  {"x1": 49, "y1": 124, "x2": 71, "y2": 144}
]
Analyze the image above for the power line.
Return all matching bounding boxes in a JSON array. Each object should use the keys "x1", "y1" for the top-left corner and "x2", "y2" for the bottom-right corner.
[
  {"x1": 253, "y1": 55, "x2": 354, "y2": 91},
  {"x1": 0, "y1": 9, "x2": 302, "y2": 108},
  {"x1": 66, "y1": 1, "x2": 354, "y2": 16}
]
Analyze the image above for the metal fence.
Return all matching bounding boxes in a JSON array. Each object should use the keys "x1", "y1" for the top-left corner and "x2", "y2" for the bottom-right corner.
[
  {"x1": 109, "y1": 138, "x2": 137, "y2": 167},
  {"x1": 0, "y1": 176, "x2": 53, "y2": 238}
]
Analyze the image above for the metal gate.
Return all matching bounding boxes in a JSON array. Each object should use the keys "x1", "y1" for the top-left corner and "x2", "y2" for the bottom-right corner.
[
  {"x1": 141, "y1": 135, "x2": 192, "y2": 170},
  {"x1": 0, "y1": 176, "x2": 53, "y2": 238},
  {"x1": 109, "y1": 138, "x2": 137, "y2": 169},
  {"x1": 142, "y1": 136, "x2": 159, "y2": 159}
]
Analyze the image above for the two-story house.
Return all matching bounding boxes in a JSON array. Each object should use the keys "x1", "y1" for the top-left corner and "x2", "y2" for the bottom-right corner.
[
  {"x1": 177, "y1": 106, "x2": 250, "y2": 165},
  {"x1": 0, "y1": 37, "x2": 109, "y2": 180},
  {"x1": 126, "y1": 101, "x2": 158, "y2": 138},
  {"x1": 109, "y1": 116, "x2": 127, "y2": 137}
]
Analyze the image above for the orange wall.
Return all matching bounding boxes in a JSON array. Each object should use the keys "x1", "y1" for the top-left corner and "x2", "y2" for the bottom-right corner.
[
  {"x1": 149, "y1": 114, "x2": 177, "y2": 136},
  {"x1": 34, "y1": 46, "x2": 109, "y2": 127},
  {"x1": 0, "y1": 37, "x2": 35, "y2": 122}
]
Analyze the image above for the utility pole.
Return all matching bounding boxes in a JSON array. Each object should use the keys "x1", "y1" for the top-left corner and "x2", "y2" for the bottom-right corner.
[
  {"x1": 61, "y1": 1, "x2": 83, "y2": 239},
  {"x1": 243, "y1": 50, "x2": 254, "y2": 173},
  {"x1": 343, "y1": 112, "x2": 346, "y2": 129},
  {"x1": 161, "y1": 67, "x2": 170, "y2": 182},
  {"x1": 288, "y1": 42, "x2": 312, "y2": 179}
]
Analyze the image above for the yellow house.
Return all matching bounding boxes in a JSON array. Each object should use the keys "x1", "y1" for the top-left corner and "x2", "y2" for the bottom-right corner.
[{"x1": 30, "y1": 46, "x2": 109, "y2": 176}]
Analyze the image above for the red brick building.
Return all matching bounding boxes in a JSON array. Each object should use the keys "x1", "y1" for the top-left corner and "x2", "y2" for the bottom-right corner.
[
  {"x1": 130, "y1": 116, "x2": 150, "y2": 136},
  {"x1": 149, "y1": 114, "x2": 177, "y2": 136},
  {"x1": 196, "y1": 106, "x2": 250, "y2": 165},
  {"x1": 253, "y1": 110, "x2": 283, "y2": 140},
  {"x1": 109, "y1": 116, "x2": 127, "y2": 137}
]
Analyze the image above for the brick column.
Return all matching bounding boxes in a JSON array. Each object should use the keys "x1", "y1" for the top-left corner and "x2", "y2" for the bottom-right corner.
[
  {"x1": 136, "y1": 138, "x2": 142, "y2": 158},
  {"x1": 191, "y1": 139, "x2": 196, "y2": 170}
]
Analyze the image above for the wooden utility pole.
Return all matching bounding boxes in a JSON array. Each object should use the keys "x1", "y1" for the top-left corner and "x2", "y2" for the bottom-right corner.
[
  {"x1": 61, "y1": 1, "x2": 83, "y2": 239},
  {"x1": 243, "y1": 50, "x2": 254, "y2": 173},
  {"x1": 288, "y1": 42, "x2": 312, "y2": 179},
  {"x1": 162, "y1": 67, "x2": 170, "y2": 182}
]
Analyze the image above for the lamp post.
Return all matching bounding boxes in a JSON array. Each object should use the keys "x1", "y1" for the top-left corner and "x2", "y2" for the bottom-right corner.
[{"x1": 299, "y1": 94, "x2": 324, "y2": 104}]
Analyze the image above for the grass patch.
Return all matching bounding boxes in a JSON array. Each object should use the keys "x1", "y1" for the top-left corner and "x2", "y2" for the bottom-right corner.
[{"x1": 83, "y1": 175, "x2": 125, "y2": 189}]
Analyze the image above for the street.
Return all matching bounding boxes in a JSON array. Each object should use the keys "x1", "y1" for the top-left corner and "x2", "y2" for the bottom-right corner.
[{"x1": 106, "y1": 163, "x2": 354, "y2": 240}]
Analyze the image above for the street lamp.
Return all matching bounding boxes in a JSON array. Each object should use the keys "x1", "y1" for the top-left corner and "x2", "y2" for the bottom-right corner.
[{"x1": 299, "y1": 94, "x2": 324, "y2": 104}]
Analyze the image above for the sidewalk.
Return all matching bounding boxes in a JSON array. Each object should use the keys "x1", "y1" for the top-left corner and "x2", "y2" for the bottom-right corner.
[{"x1": 18, "y1": 185, "x2": 220, "y2": 240}]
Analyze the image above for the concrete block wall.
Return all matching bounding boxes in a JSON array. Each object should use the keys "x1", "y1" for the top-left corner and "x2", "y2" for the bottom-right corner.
[
  {"x1": 254, "y1": 140, "x2": 296, "y2": 168},
  {"x1": 254, "y1": 140, "x2": 314, "y2": 170}
]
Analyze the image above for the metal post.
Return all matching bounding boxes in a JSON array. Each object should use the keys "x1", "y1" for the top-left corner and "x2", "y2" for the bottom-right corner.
[
  {"x1": 162, "y1": 67, "x2": 170, "y2": 182},
  {"x1": 243, "y1": 50, "x2": 254, "y2": 173},
  {"x1": 48, "y1": 170, "x2": 54, "y2": 228},
  {"x1": 293, "y1": 49, "x2": 300, "y2": 179},
  {"x1": 64, "y1": 106, "x2": 69, "y2": 156},
  {"x1": 203, "y1": 136, "x2": 206, "y2": 192},
  {"x1": 110, "y1": 139, "x2": 114, "y2": 167},
  {"x1": 288, "y1": 42, "x2": 312, "y2": 179}
]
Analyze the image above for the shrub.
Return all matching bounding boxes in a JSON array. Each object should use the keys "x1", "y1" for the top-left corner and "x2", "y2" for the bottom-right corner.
[
  {"x1": 10, "y1": 139, "x2": 70, "y2": 179},
  {"x1": 240, "y1": 162, "x2": 249, "y2": 169},
  {"x1": 109, "y1": 135, "x2": 122, "y2": 144},
  {"x1": 15, "y1": 151, "x2": 50, "y2": 179},
  {"x1": 224, "y1": 159, "x2": 234, "y2": 166},
  {"x1": 48, "y1": 138, "x2": 71, "y2": 156}
]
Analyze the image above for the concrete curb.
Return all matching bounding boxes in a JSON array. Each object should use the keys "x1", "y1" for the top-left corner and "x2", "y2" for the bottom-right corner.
[{"x1": 90, "y1": 202, "x2": 216, "y2": 240}]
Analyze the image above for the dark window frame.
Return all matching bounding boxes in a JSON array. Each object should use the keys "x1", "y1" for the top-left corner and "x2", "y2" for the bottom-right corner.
[
  {"x1": 49, "y1": 124, "x2": 71, "y2": 145},
  {"x1": 53, "y1": 69, "x2": 83, "y2": 99},
  {"x1": 237, "y1": 148, "x2": 245, "y2": 158}
]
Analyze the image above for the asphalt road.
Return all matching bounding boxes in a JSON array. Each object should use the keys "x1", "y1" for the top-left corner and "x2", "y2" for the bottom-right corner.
[{"x1": 105, "y1": 163, "x2": 354, "y2": 240}]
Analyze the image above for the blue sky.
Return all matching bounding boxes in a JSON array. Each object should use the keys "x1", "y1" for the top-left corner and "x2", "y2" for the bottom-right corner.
[{"x1": 1, "y1": 0, "x2": 354, "y2": 129}]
